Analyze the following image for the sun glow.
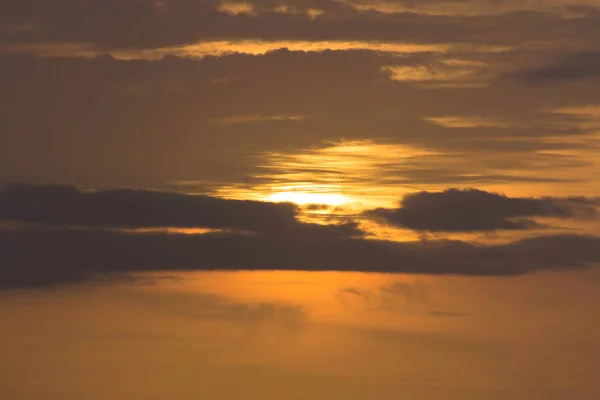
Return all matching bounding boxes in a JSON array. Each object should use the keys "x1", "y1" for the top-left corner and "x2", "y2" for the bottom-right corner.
[
  {"x1": 212, "y1": 140, "x2": 436, "y2": 213},
  {"x1": 267, "y1": 191, "x2": 348, "y2": 207}
]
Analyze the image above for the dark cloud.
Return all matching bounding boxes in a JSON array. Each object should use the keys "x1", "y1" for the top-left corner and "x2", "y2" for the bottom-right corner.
[
  {"x1": 503, "y1": 52, "x2": 600, "y2": 84},
  {"x1": 1, "y1": 227, "x2": 599, "y2": 288},
  {"x1": 0, "y1": 51, "x2": 395, "y2": 188},
  {"x1": 0, "y1": 183, "x2": 362, "y2": 238},
  {"x1": 0, "y1": 0, "x2": 431, "y2": 47},
  {"x1": 2, "y1": 0, "x2": 600, "y2": 48},
  {"x1": 365, "y1": 188, "x2": 598, "y2": 232},
  {"x1": 1, "y1": 52, "x2": 597, "y2": 190}
]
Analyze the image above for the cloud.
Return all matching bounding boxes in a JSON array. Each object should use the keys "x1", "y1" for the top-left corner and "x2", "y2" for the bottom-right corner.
[
  {"x1": 0, "y1": 51, "x2": 400, "y2": 188},
  {"x1": 339, "y1": 281, "x2": 429, "y2": 312},
  {"x1": 1, "y1": 227, "x2": 600, "y2": 288},
  {"x1": 503, "y1": 52, "x2": 600, "y2": 84},
  {"x1": 3, "y1": 185, "x2": 597, "y2": 290},
  {"x1": 340, "y1": 280, "x2": 471, "y2": 317},
  {"x1": 342, "y1": 0, "x2": 600, "y2": 16},
  {"x1": 126, "y1": 289, "x2": 307, "y2": 331},
  {"x1": 213, "y1": 114, "x2": 306, "y2": 126},
  {"x1": 424, "y1": 116, "x2": 518, "y2": 129},
  {"x1": 0, "y1": 40, "x2": 453, "y2": 60},
  {"x1": 0, "y1": 183, "x2": 362, "y2": 238},
  {"x1": 217, "y1": 138, "x2": 597, "y2": 215},
  {"x1": 218, "y1": 2, "x2": 256, "y2": 16},
  {"x1": 382, "y1": 58, "x2": 492, "y2": 87},
  {"x1": 365, "y1": 188, "x2": 598, "y2": 232},
  {"x1": 2, "y1": 0, "x2": 600, "y2": 50},
  {"x1": 1, "y1": 51, "x2": 597, "y2": 193}
]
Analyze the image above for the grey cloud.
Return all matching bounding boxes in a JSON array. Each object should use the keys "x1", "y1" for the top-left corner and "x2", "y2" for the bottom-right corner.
[
  {"x1": 0, "y1": 51, "x2": 395, "y2": 188},
  {"x1": 2, "y1": 227, "x2": 600, "y2": 288},
  {"x1": 240, "y1": 0, "x2": 353, "y2": 14},
  {"x1": 365, "y1": 188, "x2": 598, "y2": 232},
  {"x1": 0, "y1": 183, "x2": 362, "y2": 238},
  {"x1": 1, "y1": 51, "x2": 597, "y2": 191},
  {"x1": 563, "y1": 4, "x2": 600, "y2": 17},
  {"x1": 504, "y1": 52, "x2": 600, "y2": 84},
  {"x1": 2, "y1": 0, "x2": 600, "y2": 49}
]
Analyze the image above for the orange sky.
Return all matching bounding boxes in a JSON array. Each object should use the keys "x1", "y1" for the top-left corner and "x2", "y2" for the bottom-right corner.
[{"x1": 1, "y1": 0, "x2": 600, "y2": 398}]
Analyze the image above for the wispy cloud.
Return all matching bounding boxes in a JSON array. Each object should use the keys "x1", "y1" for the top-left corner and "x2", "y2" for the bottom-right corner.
[
  {"x1": 214, "y1": 138, "x2": 596, "y2": 215},
  {"x1": 217, "y1": 1, "x2": 256, "y2": 16},
  {"x1": 382, "y1": 59, "x2": 493, "y2": 87},
  {"x1": 424, "y1": 116, "x2": 518, "y2": 129},
  {"x1": 213, "y1": 114, "x2": 306, "y2": 126}
]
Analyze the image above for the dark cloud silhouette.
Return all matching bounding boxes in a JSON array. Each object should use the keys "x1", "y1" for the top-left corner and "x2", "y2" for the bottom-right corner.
[
  {"x1": 1, "y1": 227, "x2": 599, "y2": 288},
  {"x1": 2, "y1": 183, "x2": 599, "y2": 289},
  {"x1": 0, "y1": 183, "x2": 362, "y2": 238},
  {"x1": 504, "y1": 52, "x2": 600, "y2": 84},
  {"x1": 365, "y1": 188, "x2": 598, "y2": 232}
]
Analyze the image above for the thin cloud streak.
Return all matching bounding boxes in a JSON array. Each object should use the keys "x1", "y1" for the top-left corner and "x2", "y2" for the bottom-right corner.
[
  {"x1": 213, "y1": 114, "x2": 307, "y2": 126},
  {"x1": 343, "y1": 0, "x2": 600, "y2": 16},
  {"x1": 0, "y1": 39, "x2": 501, "y2": 60}
]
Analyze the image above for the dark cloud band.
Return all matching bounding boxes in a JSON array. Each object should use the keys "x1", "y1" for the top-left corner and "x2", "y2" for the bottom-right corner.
[
  {"x1": 365, "y1": 188, "x2": 598, "y2": 232},
  {"x1": 0, "y1": 183, "x2": 361, "y2": 238},
  {"x1": 1, "y1": 228, "x2": 599, "y2": 288}
]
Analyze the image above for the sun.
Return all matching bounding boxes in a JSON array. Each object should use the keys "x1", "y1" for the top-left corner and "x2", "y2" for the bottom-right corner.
[{"x1": 267, "y1": 191, "x2": 348, "y2": 207}]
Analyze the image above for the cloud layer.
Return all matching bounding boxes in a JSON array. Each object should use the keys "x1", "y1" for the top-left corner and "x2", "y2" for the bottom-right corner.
[
  {"x1": 1, "y1": 228, "x2": 599, "y2": 288},
  {"x1": 366, "y1": 188, "x2": 598, "y2": 232},
  {"x1": 1, "y1": 184, "x2": 600, "y2": 288},
  {"x1": 1, "y1": 1, "x2": 600, "y2": 291},
  {"x1": 0, "y1": 183, "x2": 363, "y2": 239},
  {"x1": 2, "y1": 0, "x2": 600, "y2": 48}
]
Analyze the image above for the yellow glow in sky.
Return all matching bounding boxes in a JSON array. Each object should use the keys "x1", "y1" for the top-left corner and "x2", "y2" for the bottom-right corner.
[
  {"x1": 0, "y1": 40, "x2": 511, "y2": 60},
  {"x1": 213, "y1": 140, "x2": 436, "y2": 214},
  {"x1": 267, "y1": 191, "x2": 348, "y2": 206},
  {"x1": 217, "y1": 1, "x2": 255, "y2": 15}
]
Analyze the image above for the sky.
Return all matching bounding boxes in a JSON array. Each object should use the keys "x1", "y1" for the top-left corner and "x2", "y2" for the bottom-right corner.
[{"x1": 2, "y1": 0, "x2": 600, "y2": 399}]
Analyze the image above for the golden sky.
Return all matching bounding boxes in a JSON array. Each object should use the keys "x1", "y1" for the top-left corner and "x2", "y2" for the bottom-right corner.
[{"x1": 1, "y1": 0, "x2": 600, "y2": 398}]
